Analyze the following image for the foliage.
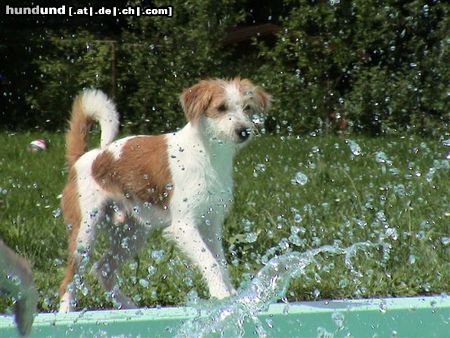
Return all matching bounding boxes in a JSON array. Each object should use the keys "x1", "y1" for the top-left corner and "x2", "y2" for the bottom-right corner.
[
  {"x1": 26, "y1": 31, "x2": 114, "y2": 130},
  {"x1": 0, "y1": 0, "x2": 128, "y2": 130},
  {"x1": 256, "y1": 0, "x2": 449, "y2": 134},
  {"x1": 117, "y1": 0, "x2": 243, "y2": 133},
  {"x1": 3, "y1": 0, "x2": 243, "y2": 133},
  {"x1": 1, "y1": 0, "x2": 448, "y2": 134}
]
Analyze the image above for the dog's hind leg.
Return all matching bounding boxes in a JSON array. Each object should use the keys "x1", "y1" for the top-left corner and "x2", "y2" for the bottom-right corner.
[
  {"x1": 59, "y1": 172, "x2": 108, "y2": 313},
  {"x1": 59, "y1": 209, "x2": 104, "y2": 312},
  {"x1": 92, "y1": 211, "x2": 148, "y2": 309}
]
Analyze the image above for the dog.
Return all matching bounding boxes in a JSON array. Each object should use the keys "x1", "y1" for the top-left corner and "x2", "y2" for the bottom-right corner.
[
  {"x1": 58, "y1": 78, "x2": 271, "y2": 312},
  {"x1": 0, "y1": 240, "x2": 37, "y2": 336}
]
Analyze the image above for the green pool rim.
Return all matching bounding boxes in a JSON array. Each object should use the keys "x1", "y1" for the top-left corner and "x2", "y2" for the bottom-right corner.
[{"x1": 1, "y1": 295, "x2": 449, "y2": 337}]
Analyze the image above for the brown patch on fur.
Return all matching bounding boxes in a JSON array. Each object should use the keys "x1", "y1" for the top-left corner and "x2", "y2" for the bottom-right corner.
[
  {"x1": 235, "y1": 77, "x2": 272, "y2": 114},
  {"x1": 204, "y1": 87, "x2": 227, "y2": 119},
  {"x1": 59, "y1": 168, "x2": 82, "y2": 297},
  {"x1": 66, "y1": 96, "x2": 94, "y2": 169},
  {"x1": 90, "y1": 151, "x2": 121, "y2": 196},
  {"x1": 180, "y1": 79, "x2": 225, "y2": 122},
  {"x1": 253, "y1": 87, "x2": 272, "y2": 112},
  {"x1": 92, "y1": 135, "x2": 172, "y2": 208}
]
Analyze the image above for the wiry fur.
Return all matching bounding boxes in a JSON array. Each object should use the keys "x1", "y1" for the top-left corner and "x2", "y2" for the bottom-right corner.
[
  {"x1": 59, "y1": 78, "x2": 271, "y2": 312},
  {"x1": 65, "y1": 90, "x2": 119, "y2": 168}
]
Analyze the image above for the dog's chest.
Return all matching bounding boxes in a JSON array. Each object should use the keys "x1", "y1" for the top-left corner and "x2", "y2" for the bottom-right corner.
[
  {"x1": 166, "y1": 133, "x2": 234, "y2": 215},
  {"x1": 172, "y1": 150, "x2": 232, "y2": 208}
]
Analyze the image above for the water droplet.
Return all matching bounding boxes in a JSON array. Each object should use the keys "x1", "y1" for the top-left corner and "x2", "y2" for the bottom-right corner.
[
  {"x1": 151, "y1": 250, "x2": 165, "y2": 263},
  {"x1": 147, "y1": 266, "x2": 156, "y2": 276},
  {"x1": 289, "y1": 233, "x2": 306, "y2": 247},
  {"x1": 121, "y1": 237, "x2": 129, "y2": 249},
  {"x1": 345, "y1": 139, "x2": 361, "y2": 156},
  {"x1": 338, "y1": 278, "x2": 348, "y2": 288},
  {"x1": 331, "y1": 311, "x2": 345, "y2": 329},
  {"x1": 291, "y1": 171, "x2": 308, "y2": 186},
  {"x1": 89, "y1": 207, "x2": 99, "y2": 218},
  {"x1": 425, "y1": 168, "x2": 436, "y2": 182},
  {"x1": 375, "y1": 211, "x2": 387, "y2": 222},
  {"x1": 313, "y1": 288, "x2": 320, "y2": 298},
  {"x1": 385, "y1": 227, "x2": 398, "y2": 240},
  {"x1": 441, "y1": 237, "x2": 450, "y2": 246},
  {"x1": 52, "y1": 208, "x2": 61, "y2": 218},
  {"x1": 293, "y1": 213, "x2": 303, "y2": 223},
  {"x1": 245, "y1": 232, "x2": 258, "y2": 243},
  {"x1": 375, "y1": 151, "x2": 392, "y2": 166},
  {"x1": 278, "y1": 238, "x2": 290, "y2": 250},
  {"x1": 139, "y1": 278, "x2": 149, "y2": 288},
  {"x1": 129, "y1": 261, "x2": 138, "y2": 270},
  {"x1": 253, "y1": 163, "x2": 267, "y2": 177}
]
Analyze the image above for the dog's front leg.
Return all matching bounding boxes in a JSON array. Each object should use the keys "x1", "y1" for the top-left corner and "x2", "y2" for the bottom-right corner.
[
  {"x1": 201, "y1": 217, "x2": 236, "y2": 296},
  {"x1": 167, "y1": 218, "x2": 234, "y2": 299}
]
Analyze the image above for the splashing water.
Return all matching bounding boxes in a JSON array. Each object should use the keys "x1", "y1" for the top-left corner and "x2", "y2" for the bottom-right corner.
[
  {"x1": 345, "y1": 139, "x2": 361, "y2": 156},
  {"x1": 176, "y1": 241, "x2": 376, "y2": 338}
]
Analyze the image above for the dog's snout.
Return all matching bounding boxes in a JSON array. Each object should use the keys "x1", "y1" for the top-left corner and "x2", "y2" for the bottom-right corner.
[{"x1": 236, "y1": 126, "x2": 251, "y2": 142}]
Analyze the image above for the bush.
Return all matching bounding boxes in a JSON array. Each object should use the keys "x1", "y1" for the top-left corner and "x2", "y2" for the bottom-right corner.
[
  {"x1": 25, "y1": 31, "x2": 114, "y2": 130},
  {"x1": 2, "y1": 0, "x2": 448, "y2": 134},
  {"x1": 116, "y1": 0, "x2": 243, "y2": 133},
  {"x1": 256, "y1": 0, "x2": 449, "y2": 134},
  {"x1": 18, "y1": 0, "x2": 242, "y2": 133}
]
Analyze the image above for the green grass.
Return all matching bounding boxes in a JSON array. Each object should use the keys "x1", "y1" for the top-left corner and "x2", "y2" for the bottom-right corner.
[{"x1": 0, "y1": 131, "x2": 449, "y2": 313}]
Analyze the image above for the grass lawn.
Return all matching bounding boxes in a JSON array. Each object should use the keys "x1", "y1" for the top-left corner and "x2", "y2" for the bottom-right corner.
[{"x1": 0, "y1": 130, "x2": 449, "y2": 313}]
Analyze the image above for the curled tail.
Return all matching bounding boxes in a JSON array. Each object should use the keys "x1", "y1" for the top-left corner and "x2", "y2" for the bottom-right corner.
[{"x1": 66, "y1": 89, "x2": 119, "y2": 168}]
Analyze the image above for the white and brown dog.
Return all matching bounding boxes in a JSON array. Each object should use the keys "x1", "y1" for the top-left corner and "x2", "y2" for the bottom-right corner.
[{"x1": 59, "y1": 78, "x2": 271, "y2": 312}]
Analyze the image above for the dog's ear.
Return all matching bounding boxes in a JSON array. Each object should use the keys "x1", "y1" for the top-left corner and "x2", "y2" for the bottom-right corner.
[
  {"x1": 180, "y1": 81, "x2": 213, "y2": 123},
  {"x1": 253, "y1": 87, "x2": 272, "y2": 114},
  {"x1": 238, "y1": 78, "x2": 272, "y2": 114}
]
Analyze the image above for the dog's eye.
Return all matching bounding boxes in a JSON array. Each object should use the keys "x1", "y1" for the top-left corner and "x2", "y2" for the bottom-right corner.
[
  {"x1": 243, "y1": 105, "x2": 251, "y2": 113},
  {"x1": 217, "y1": 104, "x2": 227, "y2": 113}
]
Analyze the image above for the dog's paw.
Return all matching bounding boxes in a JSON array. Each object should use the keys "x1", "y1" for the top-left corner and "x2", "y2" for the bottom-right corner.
[{"x1": 58, "y1": 292, "x2": 74, "y2": 313}]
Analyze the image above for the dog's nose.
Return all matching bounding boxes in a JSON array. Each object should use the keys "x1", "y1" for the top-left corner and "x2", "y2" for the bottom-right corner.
[{"x1": 236, "y1": 126, "x2": 251, "y2": 142}]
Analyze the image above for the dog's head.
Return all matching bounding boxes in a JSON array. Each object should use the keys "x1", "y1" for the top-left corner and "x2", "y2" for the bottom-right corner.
[{"x1": 180, "y1": 78, "x2": 271, "y2": 144}]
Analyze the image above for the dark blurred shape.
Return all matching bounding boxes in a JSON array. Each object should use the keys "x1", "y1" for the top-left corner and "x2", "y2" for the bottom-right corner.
[{"x1": 0, "y1": 240, "x2": 38, "y2": 337}]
